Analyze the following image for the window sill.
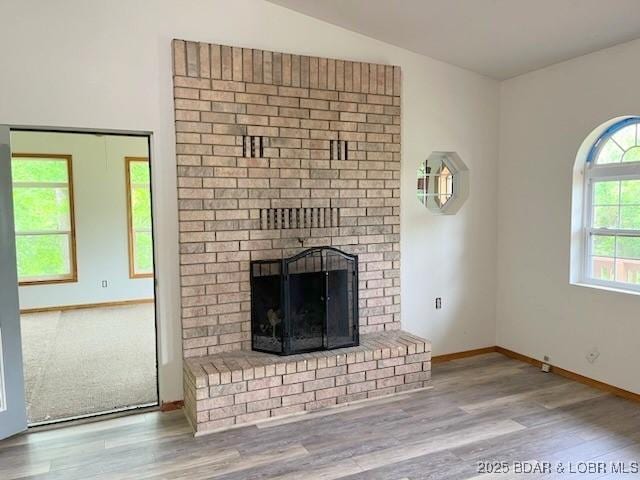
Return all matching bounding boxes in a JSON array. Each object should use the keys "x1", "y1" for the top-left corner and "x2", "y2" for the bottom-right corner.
[
  {"x1": 130, "y1": 273, "x2": 154, "y2": 280},
  {"x1": 571, "y1": 281, "x2": 640, "y2": 297},
  {"x1": 19, "y1": 277, "x2": 78, "y2": 287}
]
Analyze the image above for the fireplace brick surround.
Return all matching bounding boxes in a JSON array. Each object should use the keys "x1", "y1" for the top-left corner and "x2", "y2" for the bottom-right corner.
[{"x1": 172, "y1": 39, "x2": 431, "y2": 433}]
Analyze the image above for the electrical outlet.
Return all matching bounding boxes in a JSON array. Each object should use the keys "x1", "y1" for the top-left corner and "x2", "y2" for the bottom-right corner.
[
  {"x1": 101, "y1": 280, "x2": 108, "y2": 288},
  {"x1": 586, "y1": 348, "x2": 600, "y2": 364},
  {"x1": 543, "y1": 355, "x2": 550, "y2": 362},
  {"x1": 435, "y1": 297, "x2": 442, "y2": 309}
]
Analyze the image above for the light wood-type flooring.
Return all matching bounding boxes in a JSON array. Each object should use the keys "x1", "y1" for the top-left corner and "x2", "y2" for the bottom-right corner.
[{"x1": 2, "y1": 353, "x2": 639, "y2": 479}]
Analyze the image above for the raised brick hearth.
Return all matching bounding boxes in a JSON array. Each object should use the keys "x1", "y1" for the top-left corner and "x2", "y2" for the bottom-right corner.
[{"x1": 184, "y1": 331, "x2": 431, "y2": 434}]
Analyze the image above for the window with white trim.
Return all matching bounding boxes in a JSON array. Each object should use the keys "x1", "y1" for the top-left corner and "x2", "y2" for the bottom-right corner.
[{"x1": 583, "y1": 118, "x2": 640, "y2": 291}]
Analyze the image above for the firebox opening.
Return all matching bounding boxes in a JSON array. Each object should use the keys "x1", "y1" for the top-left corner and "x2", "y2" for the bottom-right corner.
[{"x1": 250, "y1": 247, "x2": 359, "y2": 356}]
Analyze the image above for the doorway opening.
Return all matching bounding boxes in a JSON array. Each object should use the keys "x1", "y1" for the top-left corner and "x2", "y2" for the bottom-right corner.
[{"x1": 9, "y1": 129, "x2": 159, "y2": 426}]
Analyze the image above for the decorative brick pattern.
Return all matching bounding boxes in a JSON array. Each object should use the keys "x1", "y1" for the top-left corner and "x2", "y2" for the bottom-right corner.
[
  {"x1": 259, "y1": 207, "x2": 340, "y2": 230},
  {"x1": 242, "y1": 135, "x2": 264, "y2": 158},
  {"x1": 330, "y1": 140, "x2": 349, "y2": 160},
  {"x1": 172, "y1": 39, "x2": 402, "y2": 358},
  {"x1": 183, "y1": 331, "x2": 431, "y2": 434}
]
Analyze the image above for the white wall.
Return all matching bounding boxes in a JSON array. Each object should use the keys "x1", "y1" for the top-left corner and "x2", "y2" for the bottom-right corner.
[
  {"x1": 498, "y1": 39, "x2": 640, "y2": 394},
  {"x1": 402, "y1": 66, "x2": 498, "y2": 355},
  {"x1": 11, "y1": 131, "x2": 154, "y2": 310},
  {"x1": 0, "y1": 0, "x2": 499, "y2": 401}
]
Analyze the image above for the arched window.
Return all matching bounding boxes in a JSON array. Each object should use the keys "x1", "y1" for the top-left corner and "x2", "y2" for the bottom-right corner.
[{"x1": 582, "y1": 117, "x2": 640, "y2": 291}]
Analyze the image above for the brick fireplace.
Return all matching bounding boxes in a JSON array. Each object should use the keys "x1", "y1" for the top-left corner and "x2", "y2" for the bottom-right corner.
[{"x1": 172, "y1": 40, "x2": 431, "y2": 433}]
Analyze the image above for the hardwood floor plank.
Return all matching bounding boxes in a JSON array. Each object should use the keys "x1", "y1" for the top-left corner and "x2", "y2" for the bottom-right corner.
[
  {"x1": 352, "y1": 419, "x2": 526, "y2": 471},
  {"x1": 0, "y1": 461, "x2": 50, "y2": 479},
  {"x1": 147, "y1": 444, "x2": 308, "y2": 480},
  {"x1": 3, "y1": 353, "x2": 639, "y2": 480}
]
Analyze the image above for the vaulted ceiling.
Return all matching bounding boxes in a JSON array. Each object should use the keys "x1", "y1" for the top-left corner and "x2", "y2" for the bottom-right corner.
[{"x1": 267, "y1": 0, "x2": 640, "y2": 79}]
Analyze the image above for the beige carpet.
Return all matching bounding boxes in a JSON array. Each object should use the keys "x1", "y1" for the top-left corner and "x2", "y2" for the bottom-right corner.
[{"x1": 20, "y1": 303, "x2": 158, "y2": 424}]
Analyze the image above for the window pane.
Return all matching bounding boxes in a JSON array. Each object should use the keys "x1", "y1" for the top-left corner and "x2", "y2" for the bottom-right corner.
[
  {"x1": 11, "y1": 158, "x2": 68, "y2": 183},
  {"x1": 612, "y1": 124, "x2": 637, "y2": 151},
  {"x1": 616, "y1": 259, "x2": 640, "y2": 285},
  {"x1": 591, "y1": 256, "x2": 615, "y2": 281},
  {"x1": 620, "y1": 180, "x2": 640, "y2": 204},
  {"x1": 129, "y1": 161, "x2": 150, "y2": 184},
  {"x1": 16, "y1": 234, "x2": 70, "y2": 279},
  {"x1": 616, "y1": 236, "x2": 640, "y2": 260},
  {"x1": 593, "y1": 181, "x2": 619, "y2": 205},
  {"x1": 596, "y1": 139, "x2": 623, "y2": 164},
  {"x1": 620, "y1": 206, "x2": 640, "y2": 230},
  {"x1": 592, "y1": 205, "x2": 618, "y2": 228},
  {"x1": 622, "y1": 146, "x2": 640, "y2": 163},
  {"x1": 134, "y1": 232, "x2": 153, "y2": 273},
  {"x1": 592, "y1": 235, "x2": 615, "y2": 257},
  {"x1": 13, "y1": 187, "x2": 70, "y2": 232},
  {"x1": 132, "y1": 186, "x2": 151, "y2": 229}
]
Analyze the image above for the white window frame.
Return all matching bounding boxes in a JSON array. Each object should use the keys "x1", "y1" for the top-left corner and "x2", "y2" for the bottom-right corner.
[{"x1": 582, "y1": 120, "x2": 640, "y2": 293}]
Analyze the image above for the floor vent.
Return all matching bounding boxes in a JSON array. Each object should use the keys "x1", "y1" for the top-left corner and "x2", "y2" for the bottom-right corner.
[{"x1": 260, "y1": 207, "x2": 340, "y2": 230}]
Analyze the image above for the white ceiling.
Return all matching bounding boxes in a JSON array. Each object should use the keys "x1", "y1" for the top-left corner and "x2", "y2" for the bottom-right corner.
[{"x1": 267, "y1": 0, "x2": 640, "y2": 79}]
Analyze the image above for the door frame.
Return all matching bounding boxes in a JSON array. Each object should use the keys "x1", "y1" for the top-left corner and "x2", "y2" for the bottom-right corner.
[
  {"x1": 3, "y1": 125, "x2": 161, "y2": 428},
  {"x1": 0, "y1": 125, "x2": 28, "y2": 438}
]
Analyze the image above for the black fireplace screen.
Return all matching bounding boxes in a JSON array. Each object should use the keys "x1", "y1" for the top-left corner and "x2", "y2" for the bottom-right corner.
[{"x1": 250, "y1": 247, "x2": 359, "y2": 355}]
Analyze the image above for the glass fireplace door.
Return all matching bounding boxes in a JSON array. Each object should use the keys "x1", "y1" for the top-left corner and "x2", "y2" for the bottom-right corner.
[
  {"x1": 325, "y1": 249, "x2": 357, "y2": 349},
  {"x1": 252, "y1": 246, "x2": 359, "y2": 355},
  {"x1": 287, "y1": 250, "x2": 325, "y2": 353}
]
